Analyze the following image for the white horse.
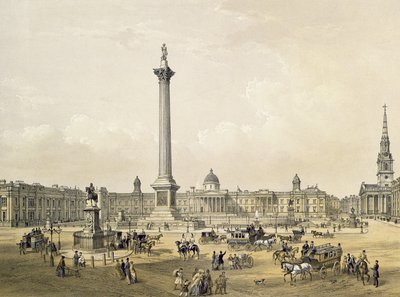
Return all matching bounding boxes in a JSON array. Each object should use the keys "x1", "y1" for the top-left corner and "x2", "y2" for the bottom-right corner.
[
  {"x1": 281, "y1": 262, "x2": 313, "y2": 284},
  {"x1": 254, "y1": 238, "x2": 276, "y2": 250}
]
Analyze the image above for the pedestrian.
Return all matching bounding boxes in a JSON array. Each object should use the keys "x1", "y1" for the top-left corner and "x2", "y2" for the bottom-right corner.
[
  {"x1": 174, "y1": 267, "x2": 184, "y2": 290},
  {"x1": 215, "y1": 272, "x2": 227, "y2": 294},
  {"x1": 73, "y1": 250, "x2": 79, "y2": 267},
  {"x1": 205, "y1": 269, "x2": 213, "y2": 295},
  {"x1": 180, "y1": 279, "x2": 190, "y2": 297},
  {"x1": 121, "y1": 258, "x2": 126, "y2": 277},
  {"x1": 212, "y1": 251, "x2": 217, "y2": 270},
  {"x1": 233, "y1": 254, "x2": 242, "y2": 270},
  {"x1": 125, "y1": 258, "x2": 132, "y2": 285},
  {"x1": 56, "y1": 256, "x2": 66, "y2": 278},
  {"x1": 115, "y1": 259, "x2": 124, "y2": 280},
  {"x1": 218, "y1": 250, "x2": 226, "y2": 270},
  {"x1": 373, "y1": 260, "x2": 380, "y2": 288},
  {"x1": 129, "y1": 261, "x2": 137, "y2": 284},
  {"x1": 78, "y1": 252, "x2": 86, "y2": 268},
  {"x1": 228, "y1": 254, "x2": 234, "y2": 270}
]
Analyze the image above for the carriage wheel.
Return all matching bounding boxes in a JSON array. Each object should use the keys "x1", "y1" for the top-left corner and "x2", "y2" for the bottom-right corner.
[
  {"x1": 234, "y1": 243, "x2": 241, "y2": 251},
  {"x1": 228, "y1": 243, "x2": 235, "y2": 251},
  {"x1": 247, "y1": 256, "x2": 254, "y2": 268},
  {"x1": 198, "y1": 238, "x2": 205, "y2": 245},
  {"x1": 213, "y1": 239, "x2": 220, "y2": 245},
  {"x1": 245, "y1": 243, "x2": 252, "y2": 251},
  {"x1": 320, "y1": 266, "x2": 327, "y2": 279},
  {"x1": 333, "y1": 261, "x2": 340, "y2": 276}
]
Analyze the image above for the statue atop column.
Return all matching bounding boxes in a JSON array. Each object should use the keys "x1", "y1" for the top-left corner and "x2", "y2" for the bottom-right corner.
[
  {"x1": 161, "y1": 43, "x2": 168, "y2": 61},
  {"x1": 85, "y1": 182, "x2": 98, "y2": 207}
]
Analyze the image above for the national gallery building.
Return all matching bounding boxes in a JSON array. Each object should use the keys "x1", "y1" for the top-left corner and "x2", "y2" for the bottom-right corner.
[{"x1": 0, "y1": 171, "x2": 334, "y2": 227}]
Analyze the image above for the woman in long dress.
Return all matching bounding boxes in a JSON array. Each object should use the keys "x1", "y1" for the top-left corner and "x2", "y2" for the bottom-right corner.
[
  {"x1": 129, "y1": 261, "x2": 137, "y2": 284},
  {"x1": 174, "y1": 268, "x2": 184, "y2": 289},
  {"x1": 189, "y1": 269, "x2": 204, "y2": 296}
]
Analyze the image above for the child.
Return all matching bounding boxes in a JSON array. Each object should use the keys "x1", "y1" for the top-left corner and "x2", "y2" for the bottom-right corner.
[{"x1": 180, "y1": 279, "x2": 190, "y2": 297}]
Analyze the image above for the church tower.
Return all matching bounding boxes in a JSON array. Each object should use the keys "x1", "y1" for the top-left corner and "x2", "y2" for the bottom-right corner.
[{"x1": 377, "y1": 104, "x2": 394, "y2": 187}]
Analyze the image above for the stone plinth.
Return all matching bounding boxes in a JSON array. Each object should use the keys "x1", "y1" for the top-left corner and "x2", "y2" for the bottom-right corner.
[
  {"x1": 73, "y1": 204, "x2": 112, "y2": 252},
  {"x1": 287, "y1": 207, "x2": 295, "y2": 226},
  {"x1": 348, "y1": 213, "x2": 357, "y2": 228}
]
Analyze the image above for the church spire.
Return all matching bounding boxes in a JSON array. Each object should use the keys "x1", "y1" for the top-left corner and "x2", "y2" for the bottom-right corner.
[
  {"x1": 382, "y1": 104, "x2": 388, "y2": 139},
  {"x1": 380, "y1": 104, "x2": 390, "y2": 154},
  {"x1": 377, "y1": 104, "x2": 394, "y2": 187}
]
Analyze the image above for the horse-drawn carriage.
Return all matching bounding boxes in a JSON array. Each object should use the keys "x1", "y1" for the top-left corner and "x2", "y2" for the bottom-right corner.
[
  {"x1": 244, "y1": 234, "x2": 276, "y2": 252},
  {"x1": 302, "y1": 243, "x2": 342, "y2": 279},
  {"x1": 237, "y1": 253, "x2": 254, "y2": 268},
  {"x1": 227, "y1": 230, "x2": 253, "y2": 251},
  {"x1": 18, "y1": 231, "x2": 48, "y2": 253},
  {"x1": 198, "y1": 231, "x2": 227, "y2": 245}
]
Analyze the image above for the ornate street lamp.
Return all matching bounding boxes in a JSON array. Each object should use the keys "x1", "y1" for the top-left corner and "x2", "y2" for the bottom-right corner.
[{"x1": 43, "y1": 218, "x2": 62, "y2": 267}]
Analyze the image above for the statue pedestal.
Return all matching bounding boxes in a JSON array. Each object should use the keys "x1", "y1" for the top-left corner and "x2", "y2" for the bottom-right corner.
[
  {"x1": 287, "y1": 207, "x2": 295, "y2": 226},
  {"x1": 349, "y1": 213, "x2": 357, "y2": 228},
  {"x1": 73, "y1": 204, "x2": 112, "y2": 252}
]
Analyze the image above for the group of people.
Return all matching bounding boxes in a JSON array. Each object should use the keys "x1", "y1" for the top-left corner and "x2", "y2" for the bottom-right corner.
[
  {"x1": 344, "y1": 250, "x2": 380, "y2": 288},
  {"x1": 301, "y1": 240, "x2": 316, "y2": 256},
  {"x1": 72, "y1": 250, "x2": 86, "y2": 268},
  {"x1": 180, "y1": 233, "x2": 196, "y2": 249},
  {"x1": 211, "y1": 251, "x2": 226, "y2": 270},
  {"x1": 115, "y1": 257, "x2": 137, "y2": 285},
  {"x1": 227, "y1": 254, "x2": 242, "y2": 270},
  {"x1": 173, "y1": 267, "x2": 227, "y2": 296}
]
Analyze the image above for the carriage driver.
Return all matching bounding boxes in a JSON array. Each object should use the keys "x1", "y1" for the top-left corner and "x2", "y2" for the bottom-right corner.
[
  {"x1": 210, "y1": 228, "x2": 217, "y2": 239},
  {"x1": 301, "y1": 241, "x2": 309, "y2": 256}
]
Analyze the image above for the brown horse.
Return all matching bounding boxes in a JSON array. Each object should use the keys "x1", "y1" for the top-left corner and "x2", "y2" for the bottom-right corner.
[
  {"x1": 355, "y1": 260, "x2": 370, "y2": 285},
  {"x1": 140, "y1": 240, "x2": 155, "y2": 256},
  {"x1": 273, "y1": 246, "x2": 299, "y2": 264}
]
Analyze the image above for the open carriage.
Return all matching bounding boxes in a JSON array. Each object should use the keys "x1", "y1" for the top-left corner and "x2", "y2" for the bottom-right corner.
[{"x1": 302, "y1": 243, "x2": 342, "y2": 279}]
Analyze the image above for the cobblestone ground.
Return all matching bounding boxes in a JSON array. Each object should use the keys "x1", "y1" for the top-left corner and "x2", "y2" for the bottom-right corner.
[{"x1": 0, "y1": 220, "x2": 399, "y2": 297}]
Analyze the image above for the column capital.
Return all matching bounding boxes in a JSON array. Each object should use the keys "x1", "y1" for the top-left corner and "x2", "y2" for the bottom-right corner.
[{"x1": 153, "y1": 67, "x2": 175, "y2": 81}]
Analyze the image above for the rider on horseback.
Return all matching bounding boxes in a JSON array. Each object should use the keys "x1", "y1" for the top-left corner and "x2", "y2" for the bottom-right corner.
[
  {"x1": 359, "y1": 250, "x2": 370, "y2": 264},
  {"x1": 282, "y1": 241, "x2": 290, "y2": 256}
]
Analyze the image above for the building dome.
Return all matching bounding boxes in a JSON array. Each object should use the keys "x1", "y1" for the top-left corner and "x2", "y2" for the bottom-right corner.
[
  {"x1": 204, "y1": 169, "x2": 220, "y2": 184},
  {"x1": 203, "y1": 169, "x2": 220, "y2": 191}
]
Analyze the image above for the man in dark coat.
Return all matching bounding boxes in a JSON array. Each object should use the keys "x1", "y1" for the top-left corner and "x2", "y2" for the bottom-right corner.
[
  {"x1": 301, "y1": 241, "x2": 309, "y2": 256},
  {"x1": 121, "y1": 259, "x2": 126, "y2": 276},
  {"x1": 373, "y1": 260, "x2": 380, "y2": 288},
  {"x1": 218, "y1": 251, "x2": 226, "y2": 270}
]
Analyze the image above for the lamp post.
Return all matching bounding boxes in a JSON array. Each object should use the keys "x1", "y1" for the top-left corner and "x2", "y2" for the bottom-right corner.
[
  {"x1": 43, "y1": 221, "x2": 62, "y2": 267},
  {"x1": 274, "y1": 207, "x2": 278, "y2": 237}
]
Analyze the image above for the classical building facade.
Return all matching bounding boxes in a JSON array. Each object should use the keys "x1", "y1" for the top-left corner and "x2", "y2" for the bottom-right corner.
[
  {"x1": 360, "y1": 105, "x2": 393, "y2": 218},
  {"x1": 0, "y1": 180, "x2": 86, "y2": 227},
  {"x1": 390, "y1": 177, "x2": 400, "y2": 219}
]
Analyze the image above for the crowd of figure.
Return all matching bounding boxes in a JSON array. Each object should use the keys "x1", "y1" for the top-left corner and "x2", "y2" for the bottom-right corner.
[
  {"x1": 114, "y1": 257, "x2": 137, "y2": 285},
  {"x1": 173, "y1": 267, "x2": 227, "y2": 296},
  {"x1": 343, "y1": 250, "x2": 380, "y2": 288},
  {"x1": 55, "y1": 250, "x2": 86, "y2": 278}
]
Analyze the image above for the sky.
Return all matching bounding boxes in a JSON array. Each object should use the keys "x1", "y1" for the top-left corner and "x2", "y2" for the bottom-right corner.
[{"x1": 1, "y1": 0, "x2": 400, "y2": 198}]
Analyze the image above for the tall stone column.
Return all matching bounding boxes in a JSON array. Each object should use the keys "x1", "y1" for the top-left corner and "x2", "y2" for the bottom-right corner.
[{"x1": 151, "y1": 44, "x2": 180, "y2": 210}]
